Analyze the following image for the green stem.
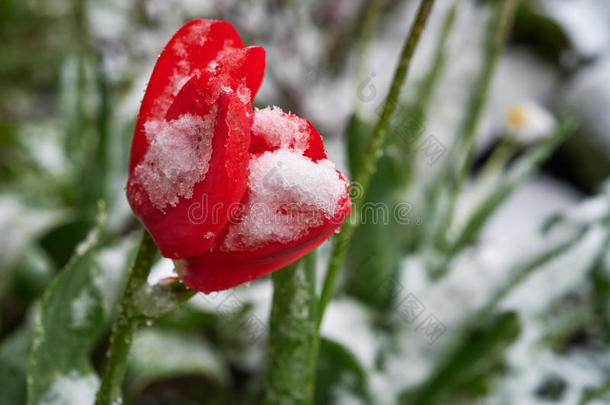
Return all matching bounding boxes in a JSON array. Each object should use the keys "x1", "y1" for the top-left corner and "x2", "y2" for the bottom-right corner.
[
  {"x1": 263, "y1": 259, "x2": 317, "y2": 405},
  {"x1": 304, "y1": 251, "x2": 319, "y2": 395},
  {"x1": 434, "y1": 0, "x2": 520, "y2": 251},
  {"x1": 353, "y1": 0, "x2": 384, "y2": 114},
  {"x1": 95, "y1": 230, "x2": 158, "y2": 405},
  {"x1": 437, "y1": 118, "x2": 577, "y2": 272},
  {"x1": 476, "y1": 136, "x2": 518, "y2": 186},
  {"x1": 396, "y1": 2, "x2": 458, "y2": 251},
  {"x1": 318, "y1": 0, "x2": 436, "y2": 326},
  {"x1": 417, "y1": 1, "x2": 458, "y2": 115},
  {"x1": 454, "y1": 0, "x2": 520, "y2": 183},
  {"x1": 476, "y1": 227, "x2": 587, "y2": 321},
  {"x1": 400, "y1": 0, "x2": 458, "y2": 201}
]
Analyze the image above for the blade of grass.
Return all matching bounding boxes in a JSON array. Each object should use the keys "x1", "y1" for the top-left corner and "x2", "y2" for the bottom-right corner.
[
  {"x1": 318, "y1": 0, "x2": 437, "y2": 327},
  {"x1": 437, "y1": 118, "x2": 578, "y2": 274},
  {"x1": 401, "y1": 225, "x2": 588, "y2": 403},
  {"x1": 353, "y1": 0, "x2": 384, "y2": 115},
  {"x1": 431, "y1": 0, "x2": 520, "y2": 254}
]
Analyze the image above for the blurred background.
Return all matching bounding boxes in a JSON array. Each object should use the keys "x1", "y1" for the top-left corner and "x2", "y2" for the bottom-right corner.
[{"x1": 2, "y1": 0, "x2": 610, "y2": 404}]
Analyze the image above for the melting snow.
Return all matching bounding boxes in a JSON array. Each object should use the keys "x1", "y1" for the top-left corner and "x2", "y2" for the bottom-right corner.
[
  {"x1": 252, "y1": 106, "x2": 312, "y2": 153},
  {"x1": 220, "y1": 105, "x2": 347, "y2": 251},
  {"x1": 222, "y1": 149, "x2": 346, "y2": 251},
  {"x1": 70, "y1": 289, "x2": 95, "y2": 330},
  {"x1": 134, "y1": 112, "x2": 216, "y2": 211},
  {"x1": 41, "y1": 371, "x2": 99, "y2": 405}
]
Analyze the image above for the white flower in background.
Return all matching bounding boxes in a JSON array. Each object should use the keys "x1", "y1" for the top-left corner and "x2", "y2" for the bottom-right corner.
[{"x1": 505, "y1": 100, "x2": 556, "y2": 144}]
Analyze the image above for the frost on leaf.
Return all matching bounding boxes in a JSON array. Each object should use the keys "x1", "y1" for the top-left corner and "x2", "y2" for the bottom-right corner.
[
  {"x1": 134, "y1": 112, "x2": 216, "y2": 211},
  {"x1": 70, "y1": 289, "x2": 96, "y2": 330}
]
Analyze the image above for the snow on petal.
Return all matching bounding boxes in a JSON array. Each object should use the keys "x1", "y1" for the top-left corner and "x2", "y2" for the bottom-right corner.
[
  {"x1": 252, "y1": 106, "x2": 312, "y2": 153},
  {"x1": 134, "y1": 112, "x2": 216, "y2": 211},
  {"x1": 221, "y1": 149, "x2": 347, "y2": 251}
]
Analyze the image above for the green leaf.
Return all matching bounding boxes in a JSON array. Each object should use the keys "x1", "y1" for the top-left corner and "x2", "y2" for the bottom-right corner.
[
  {"x1": 346, "y1": 113, "x2": 372, "y2": 178},
  {"x1": 13, "y1": 245, "x2": 56, "y2": 301},
  {"x1": 125, "y1": 328, "x2": 228, "y2": 401},
  {"x1": 315, "y1": 337, "x2": 372, "y2": 405},
  {"x1": 449, "y1": 117, "x2": 578, "y2": 256},
  {"x1": 589, "y1": 237, "x2": 610, "y2": 343},
  {"x1": 27, "y1": 211, "x2": 106, "y2": 405},
  {"x1": 345, "y1": 114, "x2": 403, "y2": 310},
  {"x1": 400, "y1": 311, "x2": 521, "y2": 405},
  {"x1": 0, "y1": 195, "x2": 68, "y2": 296},
  {"x1": 0, "y1": 325, "x2": 31, "y2": 405},
  {"x1": 512, "y1": 2, "x2": 571, "y2": 64}
]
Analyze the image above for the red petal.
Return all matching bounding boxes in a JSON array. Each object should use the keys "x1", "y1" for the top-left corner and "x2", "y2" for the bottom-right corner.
[
  {"x1": 249, "y1": 107, "x2": 327, "y2": 161},
  {"x1": 127, "y1": 78, "x2": 251, "y2": 259},
  {"x1": 178, "y1": 197, "x2": 351, "y2": 293},
  {"x1": 178, "y1": 108, "x2": 351, "y2": 293},
  {"x1": 129, "y1": 20, "x2": 265, "y2": 173},
  {"x1": 214, "y1": 46, "x2": 266, "y2": 103}
]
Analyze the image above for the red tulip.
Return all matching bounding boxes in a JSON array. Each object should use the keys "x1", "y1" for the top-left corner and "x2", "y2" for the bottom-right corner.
[{"x1": 126, "y1": 19, "x2": 351, "y2": 293}]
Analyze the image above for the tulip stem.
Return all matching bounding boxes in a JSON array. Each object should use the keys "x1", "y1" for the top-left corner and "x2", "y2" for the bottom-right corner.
[
  {"x1": 264, "y1": 258, "x2": 317, "y2": 405},
  {"x1": 95, "y1": 230, "x2": 158, "y2": 405},
  {"x1": 317, "y1": 0, "x2": 436, "y2": 327}
]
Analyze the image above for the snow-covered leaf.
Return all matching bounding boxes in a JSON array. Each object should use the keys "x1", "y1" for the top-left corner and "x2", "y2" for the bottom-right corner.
[
  {"x1": 400, "y1": 311, "x2": 521, "y2": 404},
  {"x1": 0, "y1": 326, "x2": 31, "y2": 405},
  {"x1": 316, "y1": 337, "x2": 372, "y2": 405},
  {"x1": 126, "y1": 329, "x2": 228, "y2": 400},
  {"x1": 27, "y1": 212, "x2": 106, "y2": 405},
  {"x1": 0, "y1": 195, "x2": 69, "y2": 296},
  {"x1": 344, "y1": 114, "x2": 404, "y2": 310}
]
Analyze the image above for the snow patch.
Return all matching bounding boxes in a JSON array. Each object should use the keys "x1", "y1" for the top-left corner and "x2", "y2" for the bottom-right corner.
[
  {"x1": 134, "y1": 112, "x2": 216, "y2": 211},
  {"x1": 71, "y1": 290, "x2": 95, "y2": 330},
  {"x1": 41, "y1": 371, "x2": 99, "y2": 405},
  {"x1": 221, "y1": 149, "x2": 346, "y2": 251},
  {"x1": 252, "y1": 106, "x2": 311, "y2": 153}
]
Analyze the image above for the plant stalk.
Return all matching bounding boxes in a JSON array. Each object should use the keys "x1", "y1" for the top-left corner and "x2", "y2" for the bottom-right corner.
[
  {"x1": 433, "y1": 0, "x2": 520, "y2": 253},
  {"x1": 318, "y1": 0, "x2": 436, "y2": 326},
  {"x1": 263, "y1": 258, "x2": 317, "y2": 405},
  {"x1": 95, "y1": 230, "x2": 158, "y2": 405}
]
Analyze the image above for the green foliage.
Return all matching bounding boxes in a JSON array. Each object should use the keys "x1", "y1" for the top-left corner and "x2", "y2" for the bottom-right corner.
[
  {"x1": 0, "y1": 325, "x2": 31, "y2": 405},
  {"x1": 315, "y1": 338, "x2": 372, "y2": 405},
  {"x1": 27, "y1": 211, "x2": 106, "y2": 405},
  {"x1": 126, "y1": 329, "x2": 229, "y2": 402},
  {"x1": 400, "y1": 311, "x2": 521, "y2": 405},
  {"x1": 1, "y1": 0, "x2": 609, "y2": 403},
  {"x1": 0, "y1": 195, "x2": 68, "y2": 296},
  {"x1": 264, "y1": 261, "x2": 317, "y2": 405},
  {"x1": 589, "y1": 238, "x2": 610, "y2": 342},
  {"x1": 345, "y1": 114, "x2": 402, "y2": 310},
  {"x1": 512, "y1": 2, "x2": 571, "y2": 64},
  {"x1": 448, "y1": 118, "x2": 578, "y2": 257}
]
